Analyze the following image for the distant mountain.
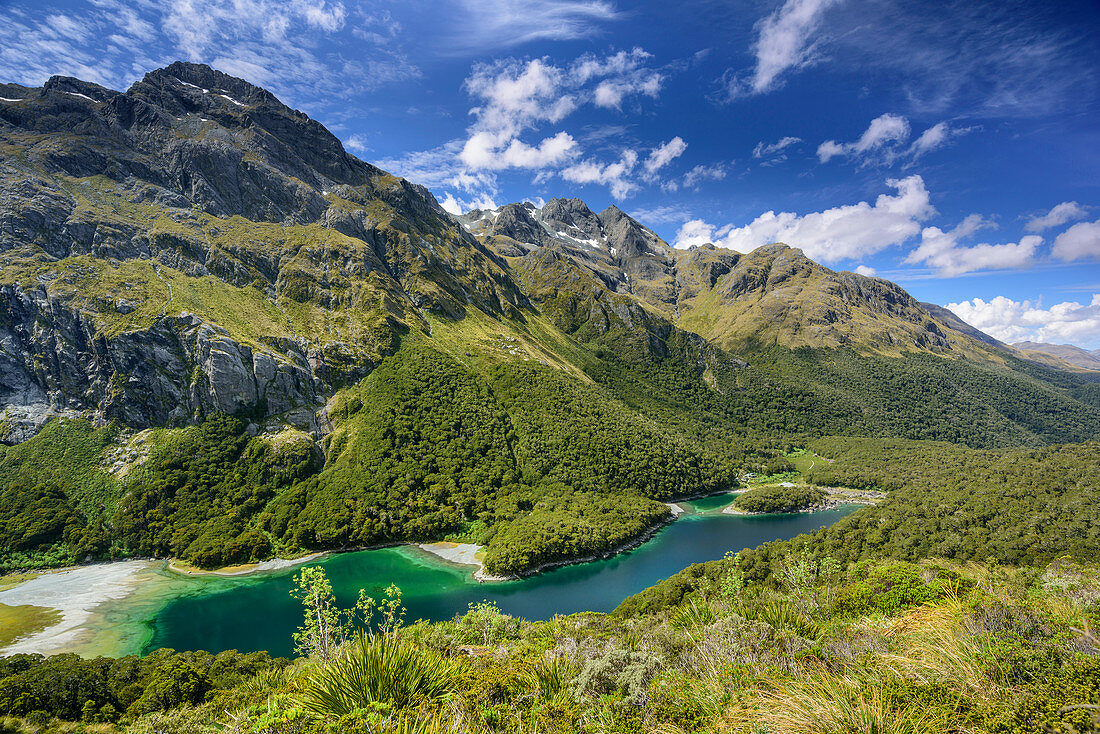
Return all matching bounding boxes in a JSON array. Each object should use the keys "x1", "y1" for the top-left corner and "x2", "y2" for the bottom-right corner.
[
  {"x1": 1012, "y1": 341, "x2": 1100, "y2": 371},
  {"x1": 460, "y1": 201, "x2": 1001, "y2": 360}
]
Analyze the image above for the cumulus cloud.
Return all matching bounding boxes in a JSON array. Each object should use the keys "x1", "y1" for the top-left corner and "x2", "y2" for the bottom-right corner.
[
  {"x1": 460, "y1": 130, "x2": 577, "y2": 170},
  {"x1": 450, "y1": 50, "x2": 670, "y2": 195},
  {"x1": 1052, "y1": 219, "x2": 1100, "y2": 261},
  {"x1": 855, "y1": 265, "x2": 877, "y2": 276},
  {"x1": 818, "y1": 115, "x2": 971, "y2": 166},
  {"x1": 904, "y1": 214, "x2": 1040, "y2": 276},
  {"x1": 673, "y1": 175, "x2": 934, "y2": 262},
  {"x1": 464, "y1": 58, "x2": 577, "y2": 143},
  {"x1": 439, "y1": 191, "x2": 498, "y2": 216},
  {"x1": 723, "y1": 0, "x2": 842, "y2": 97},
  {"x1": 1027, "y1": 202, "x2": 1088, "y2": 233},
  {"x1": 947, "y1": 295, "x2": 1100, "y2": 348},
  {"x1": 561, "y1": 149, "x2": 639, "y2": 199}
]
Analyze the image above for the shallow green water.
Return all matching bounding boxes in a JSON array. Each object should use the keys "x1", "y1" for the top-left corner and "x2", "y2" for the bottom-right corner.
[
  {"x1": 144, "y1": 506, "x2": 857, "y2": 657},
  {"x1": 684, "y1": 492, "x2": 740, "y2": 513}
]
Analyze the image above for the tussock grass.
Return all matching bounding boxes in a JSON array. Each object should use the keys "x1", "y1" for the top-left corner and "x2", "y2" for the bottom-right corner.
[
  {"x1": 722, "y1": 675, "x2": 954, "y2": 734},
  {"x1": 299, "y1": 633, "x2": 462, "y2": 717}
]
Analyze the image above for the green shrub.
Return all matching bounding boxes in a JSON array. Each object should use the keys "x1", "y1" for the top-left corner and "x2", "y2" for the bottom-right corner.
[
  {"x1": 571, "y1": 649, "x2": 660, "y2": 706},
  {"x1": 833, "y1": 563, "x2": 948, "y2": 617}
]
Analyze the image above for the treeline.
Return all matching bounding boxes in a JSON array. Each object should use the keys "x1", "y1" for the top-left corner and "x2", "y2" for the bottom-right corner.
[{"x1": 711, "y1": 347, "x2": 1100, "y2": 448}]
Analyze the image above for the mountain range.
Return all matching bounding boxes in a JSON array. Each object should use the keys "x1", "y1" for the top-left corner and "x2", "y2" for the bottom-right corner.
[{"x1": 1, "y1": 62, "x2": 1098, "y2": 574}]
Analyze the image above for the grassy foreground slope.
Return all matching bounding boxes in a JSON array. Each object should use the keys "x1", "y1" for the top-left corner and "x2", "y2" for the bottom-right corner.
[{"x1": 0, "y1": 557, "x2": 1097, "y2": 733}]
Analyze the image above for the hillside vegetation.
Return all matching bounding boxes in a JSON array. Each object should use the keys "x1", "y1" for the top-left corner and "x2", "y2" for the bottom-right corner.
[{"x1": 1, "y1": 554, "x2": 1097, "y2": 733}]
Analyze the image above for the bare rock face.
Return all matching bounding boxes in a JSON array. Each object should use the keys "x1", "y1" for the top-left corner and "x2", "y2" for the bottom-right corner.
[
  {"x1": 0, "y1": 283, "x2": 325, "y2": 437},
  {"x1": 0, "y1": 61, "x2": 532, "y2": 441}
]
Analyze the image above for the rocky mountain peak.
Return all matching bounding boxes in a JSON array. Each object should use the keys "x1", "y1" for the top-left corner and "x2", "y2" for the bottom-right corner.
[{"x1": 42, "y1": 75, "x2": 120, "y2": 103}]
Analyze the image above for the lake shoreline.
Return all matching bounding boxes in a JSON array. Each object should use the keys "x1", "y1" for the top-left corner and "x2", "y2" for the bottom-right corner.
[
  {"x1": 418, "y1": 505, "x2": 702, "y2": 582},
  {"x1": 0, "y1": 560, "x2": 154, "y2": 656}
]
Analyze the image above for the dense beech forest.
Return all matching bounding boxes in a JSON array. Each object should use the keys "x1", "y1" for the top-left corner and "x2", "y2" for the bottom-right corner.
[{"x1": 3, "y1": 330, "x2": 1100, "y2": 576}]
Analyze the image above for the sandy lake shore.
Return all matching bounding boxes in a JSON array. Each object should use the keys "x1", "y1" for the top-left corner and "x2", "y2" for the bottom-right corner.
[
  {"x1": 167, "y1": 552, "x2": 328, "y2": 577},
  {"x1": 0, "y1": 561, "x2": 153, "y2": 655}
]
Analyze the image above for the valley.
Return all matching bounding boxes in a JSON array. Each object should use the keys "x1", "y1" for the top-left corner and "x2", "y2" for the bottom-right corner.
[{"x1": 0, "y1": 59, "x2": 1097, "y2": 734}]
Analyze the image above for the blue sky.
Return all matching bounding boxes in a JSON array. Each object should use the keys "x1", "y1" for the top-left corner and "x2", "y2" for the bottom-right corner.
[{"x1": 2, "y1": 0, "x2": 1099, "y2": 347}]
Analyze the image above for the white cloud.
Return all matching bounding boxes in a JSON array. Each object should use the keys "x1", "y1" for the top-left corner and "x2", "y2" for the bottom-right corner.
[
  {"x1": 905, "y1": 121, "x2": 975, "y2": 162},
  {"x1": 947, "y1": 295, "x2": 1100, "y2": 348},
  {"x1": 344, "y1": 134, "x2": 369, "y2": 154},
  {"x1": 819, "y1": 115, "x2": 972, "y2": 166},
  {"x1": 753, "y1": 136, "x2": 802, "y2": 160},
  {"x1": 464, "y1": 58, "x2": 576, "y2": 141},
  {"x1": 728, "y1": 0, "x2": 842, "y2": 96},
  {"x1": 593, "y1": 73, "x2": 662, "y2": 108},
  {"x1": 439, "y1": 191, "x2": 498, "y2": 216},
  {"x1": 673, "y1": 175, "x2": 934, "y2": 262},
  {"x1": 459, "y1": 130, "x2": 577, "y2": 170},
  {"x1": 1027, "y1": 202, "x2": 1088, "y2": 233},
  {"x1": 818, "y1": 113, "x2": 910, "y2": 163},
  {"x1": 905, "y1": 214, "x2": 1040, "y2": 276},
  {"x1": 907, "y1": 122, "x2": 948, "y2": 158},
  {"x1": 644, "y1": 137, "x2": 687, "y2": 175},
  {"x1": 571, "y1": 48, "x2": 650, "y2": 84},
  {"x1": 561, "y1": 149, "x2": 638, "y2": 199},
  {"x1": 855, "y1": 265, "x2": 876, "y2": 276},
  {"x1": 682, "y1": 162, "x2": 728, "y2": 189},
  {"x1": 1052, "y1": 219, "x2": 1100, "y2": 261},
  {"x1": 440, "y1": 0, "x2": 619, "y2": 54}
]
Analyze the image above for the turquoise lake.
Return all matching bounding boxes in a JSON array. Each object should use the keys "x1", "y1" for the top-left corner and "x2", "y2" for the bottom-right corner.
[{"x1": 145, "y1": 503, "x2": 857, "y2": 657}]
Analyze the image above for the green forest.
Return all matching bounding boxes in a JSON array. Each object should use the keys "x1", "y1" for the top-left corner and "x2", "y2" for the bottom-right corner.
[{"x1": 4, "y1": 327, "x2": 1100, "y2": 578}]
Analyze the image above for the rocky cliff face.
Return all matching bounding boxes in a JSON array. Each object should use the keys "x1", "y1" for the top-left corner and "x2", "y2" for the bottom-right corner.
[{"x1": 0, "y1": 62, "x2": 527, "y2": 440}]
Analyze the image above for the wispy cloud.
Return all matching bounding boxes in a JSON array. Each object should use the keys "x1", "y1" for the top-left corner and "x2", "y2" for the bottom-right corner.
[
  {"x1": 720, "y1": 0, "x2": 841, "y2": 99},
  {"x1": 753, "y1": 135, "x2": 802, "y2": 164},
  {"x1": 833, "y1": 0, "x2": 1098, "y2": 117},
  {"x1": 436, "y1": 0, "x2": 619, "y2": 55},
  {"x1": 818, "y1": 113, "x2": 971, "y2": 166},
  {"x1": 0, "y1": 0, "x2": 420, "y2": 107},
  {"x1": 682, "y1": 162, "x2": 728, "y2": 189}
]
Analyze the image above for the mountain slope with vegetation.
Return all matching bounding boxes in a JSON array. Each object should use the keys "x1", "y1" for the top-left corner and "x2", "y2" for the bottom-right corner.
[{"x1": 0, "y1": 62, "x2": 1099, "y2": 578}]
